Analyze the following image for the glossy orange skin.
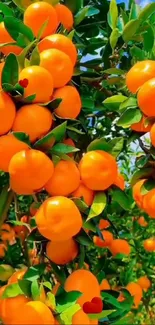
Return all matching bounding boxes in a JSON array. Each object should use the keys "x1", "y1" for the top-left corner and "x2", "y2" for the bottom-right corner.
[
  {"x1": 150, "y1": 123, "x2": 155, "y2": 147},
  {"x1": 137, "y1": 276, "x2": 151, "y2": 292},
  {"x1": 131, "y1": 116, "x2": 152, "y2": 133},
  {"x1": 0, "y1": 91, "x2": 16, "y2": 135},
  {"x1": 143, "y1": 238, "x2": 155, "y2": 252},
  {"x1": 72, "y1": 181, "x2": 94, "y2": 206},
  {"x1": 24, "y1": 2, "x2": 58, "y2": 38},
  {"x1": 132, "y1": 179, "x2": 146, "y2": 209},
  {"x1": 72, "y1": 309, "x2": 90, "y2": 325},
  {"x1": 114, "y1": 172, "x2": 125, "y2": 190},
  {"x1": 36, "y1": 196, "x2": 82, "y2": 241},
  {"x1": 53, "y1": 86, "x2": 82, "y2": 119},
  {"x1": 64, "y1": 269, "x2": 100, "y2": 307},
  {"x1": 143, "y1": 189, "x2": 155, "y2": 218},
  {"x1": 138, "y1": 78, "x2": 155, "y2": 117},
  {"x1": 99, "y1": 219, "x2": 110, "y2": 230},
  {"x1": 126, "y1": 60, "x2": 155, "y2": 94},
  {"x1": 12, "y1": 104, "x2": 53, "y2": 143},
  {"x1": 55, "y1": 4, "x2": 74, "y2": 31},
  {"x1": 40, "y1": 49, "x2": 73, "y2": 88},
  {"x1": 0, "y1": 62, "x2": 4, "y2": 88},
  {"x1": 38, "y1": 34, "x2": 77, "y2": 66},
  {"x1": 9, "y1": 149, "x2": 54, "y2": 195},
  {"x1": 100, "y1": 279, "x2": 111, "y2": 291},
  {"x1": 79, "y1": 150, "x2": 118, "y2": 191},
  {"x1": 0, "y1": 22, "x2": 22, "y2": 56},
  {"x1": 45, "y1": 160, "x2": 80, "y2": 196},
  {"x1": 110, "y1": 239, "x2": 131, "y2": 256},
  {"x1": 0, "y1": 286, "x2": 7, "y2": 318},
  {"x1": 126, "y1": 282, "x2": 143, "y2": 308},
  {"x1": 93, "y1": 231, "x2": 114, "y2": 248},
  {"x1": 1, "y1": 294, "x2": 30, "y2": 324},
  {"x1": 8, "y1": 268, "x2": 27, "y2": 284},
  {"x1": 19, "y1": 66, "x2": 54, "y2": 104},
  {"x1": 46, "y1": 238, "x2": 78, "y2": 265},
  {"x1": 0, "y1": 134, "x2": 29, "y2": 172}
]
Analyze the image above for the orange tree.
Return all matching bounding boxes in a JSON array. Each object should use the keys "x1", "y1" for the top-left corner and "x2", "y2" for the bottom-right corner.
[{"x1": 0, "y1": 0, "x2": 154, "y2": 324}]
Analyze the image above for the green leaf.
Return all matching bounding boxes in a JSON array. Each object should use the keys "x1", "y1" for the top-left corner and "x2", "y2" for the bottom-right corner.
[
  {"x1": 101, "y1": 292, "x2": 121, "y2": 309},
  {"x1": 34, "y1": 122, "x2": 67, "y2": 151},
  {"x1": 51, "y1": 143, "x2": 79, "y2": 154},
  {"x1": 87, "y1": 138, "x2": 112, "y2": 153},
  {"x1": 138, "y1": 2, "x2": 155, "y2": 21},
  {"x1": 87, "y1": 192, "x2": 107, "y2": 221},
  {"x1": 24, "y1": 265, "x2": 46, "y2": 282},
  {"x1": 130, "y1": 46, "x2": 145, "y2": 60},
  {"x1": 31, "y1": 280, "x2": 40, "y2": 300},
  {"x1": 120, "y1": 8, "x2": 129, "y2": 25},
  {"x1": 143, "y1": 24, "x2": 154, "y2": 52},
  {"x1": 72, "y1": 198, "x2": 89, "y2": 213},
  {"x1": 37, "y1": 20, "x2": 49, "y2": 40},
  {"x1": 18, "y1": 279, "x2": 32, "y2": 297},
  {"x1": 140, "y1": 179, "x2": 155, "y2": 195},
  {"x1": 109, "y1": 137, "x2": 124, "y2": 158},
  {"x1": 103, "y1": 95, "x2": 127, "y2": 111},
  {"x1": 49, "y1": 262, "x2": 66, "y2": 285},
  {"x1": 18, "y1": 40, "x2": 36, "y2": 69},
  {"x1": 23, "y1": 94, "x2": 36, "y2": 103},
  {"x1": 74, "y1": 7, "x2": 89, "y2": 25},
  {"x1": 0, "y1": 187, "x2": 13, "y2": 228},
  {"x1": 129, "y1": 3, "x2": 139, "y2": 20},
  {"x1": 122, "y1": 19, "x2": 141, "y2": 42},
  {"x1": 75, "y1": 229, "x2": 93, "y2": 246},
  {"x1": 12, "y1": 132, "x2": 31, "y2": 146},
  {"x1": 42, "y1": 282, "x2": 52, "y2": 290},
  {"x1": 30, "y1": 46, "x2": 40, "y2": 65},
  {"x1": 12, "y1": 0, "x2": 25, "y2": 10},
  {"x1": 110, "y1": 28, "x2": 120, "y2": 50},
  {"x1": 67, "y1": 126, "x2": 85, "y2": 135},
  {"x1": 0, "y1": 265, "x2": 14, "y2": 282},
  {"x1": 119, "y1": 97, "x2": 137, "y2": 112},
  {"x1": 46, "y1": 292, "x2": 56, "y2": 309},
  {"x1": 130, "y1": 167, "x2": 154, "y2": 186},
  {"x1": 0, "y1": 3, "x2": 14, "y2": 16},
  {"x1": 2, "y1": 283, "x2": 23, "y2": 298},
  {"x1": 9, "y1": 220, "x2": 30, "y2": 231},
  {"x1": 4, "y1": 16, "x2": 34, "y2": 44},
  {"x1": 89, "y1": 310, "x2": 115, "y2": 320},
  {"x1": 57, "y1": 291, "x2": 82, "y2": 313},
  {"x1": 48, "y1": 98, "x2": 62, "y2": 110},
  {"x1": 111, "y1": 188, "x2": 132, "y2": 211},
  {"x1": 2, "y1": 53, "x2": 19, "y2": 87},
  {"x1": 59, "y1": 304, "x2": 80, "y2": 325},
  {"x1": 117, "y1": 108, "x2": 142, "y2": 128},
  {"x1": 109, "y1": 0, "x2": 118, "y2": 29},
  {"x1": 87, "y1": 7, "x2": 100, "y2": 17},
  {"x1": 103, "y1": 68, "x2": 125, "y2": 75}
]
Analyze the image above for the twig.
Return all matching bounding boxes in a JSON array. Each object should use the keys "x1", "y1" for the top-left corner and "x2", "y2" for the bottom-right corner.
[{"x1": 138, "y1": 138, "x2": 150, "y2": 154}]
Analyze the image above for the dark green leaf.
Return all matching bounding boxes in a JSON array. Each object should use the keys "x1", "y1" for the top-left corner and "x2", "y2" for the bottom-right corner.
[
  {"x1": 74, "y1": 7, "x2": 89, "y2": 25},
  {"x1": 130, "y1": 167, "x2": 154, "y2": 186},
  {"x1": 4, "y1": 16, "x2": 34, "y2": 44},
  {"x1": 101, "y1": 292, "x2": 122, "y2": 308},
  {"x1": 51, "y1": 143, "x2": 79, "y2": 154},
  {"x1": 49, "y1": 262, "x2": 66, "y2": 285},
  {"x1": 2, "y1": 53, "x2": 19, "y2": 87},
  {"x1": 140, "y1": 179, "x2": 155, "y2": 195},
  {"x1": 23, "y1": 94, "x2": 36, "y2": 103},
  {"x1": 34, "y1": 122, "x2": 67, "y2": 151},
  {"x1": 24, "y1": 264, "x2": 46, "y2": 281},
  {"x1": 87, "y1": 192, "x2": 107, "y2": 221},
  {"x1": 86, "y1": 7, "x2": 100, "y2": 17},
  {"x1": 130, "y1": 46, "x2": 145, "y2": 60},
  {"x1": 0, "y1": 187, "x2": 13, "y2": 227},
  {"x1": 72, "y1": 198, "x2": 89, "y2": 213},
  {"x1": 129, "y1": 3, "x2": 139, "y2": 20},
  {"x1": 37, "y1": 20, "x2": 49, "y2": 40},
  {"x1": 48, "y1": 98, "x2": 62, "y2": 110},
  {"x1": 57, "y1": 291, "x2": 82, "y2": 313},
  {"x1": 117, "y1": 108, "x2": 142, "y2": 128},
  {"x1": 87, "y1": 138, "x2": 112, "y2": 152},
  {"x1": 13, "y1": 132, "x2": 31, "y2": 146},
  {"x1": 111, "y1": 188, "x2": 132, "y2": 210},
  {"x1": 143, "y1": 24, "x2": 154, "y2": 52},
  {"x1": 122, "y1": 19, "x2": 141, "y2": 42},
  {"x1": 18, "y1": 279, "x2": 32, "y2": 297},
  {"x1": 75, "y1": 229, "x2": 93, "y2": 246},
  {"x1": 103, "y1": 68, "x2": 125, "y2": 75},
  {"x1": 30, "y1": 46, "x2": 40, "y2": 65},
  {"x1": 0, "y1": 3, "x2": 14, "y2": 16},
  {"x1": 110, "y1": 28, "x2": 120, "y2": 50},
  {"x1": 109, "y1": 137, "x2": 124, "y2": 158}
]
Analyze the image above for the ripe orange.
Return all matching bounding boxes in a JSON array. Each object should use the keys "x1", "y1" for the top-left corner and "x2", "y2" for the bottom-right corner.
[
  {"x1": 137, "y1": 78, "x2": 155, "y2": 117},
  {"x1": 10, "y1": 300, "x2": 55, "y2": 325},
  {"x1": 0, "y1": 243, "x2": 7, "y2": 258},
  {"x1": 36, "y1": 196, "x2": 82, "y2": 241},
  {"x1": 9, "y1": 149, "x2": 54, "y2": 195},
  {"x1": 72, "y1": 309, "x2": 90, "y2": 325},
  {"x1": 93, "y1": 231, "x2": 114, "y2": 248},
  {"x1": 40, "y1": 49, "x2": 73, "y2": 88},
  {"x1": 126, "y1": 60, "x2": 155, "y2": 94},
  {"x1": 8, "y1": 268, "x2": 27, "y2": 284},
  {"x1": 0, "y1": 134, "x2": 29, "y2": 172},
  {"x1": 143, "y1": 238, "x2": 155, "y2": 252},
  {"x1": 45, "y1": 160, "x2": 80, "y2": 196},
  {"x1": 126, "y1": 282, "x2": 143, "y2": 308},
  {"x1": 55, "y1": 4, "x2": 73, "y2": 31},
  {"x1": 24, "y1": 2, "x2": 58, "y2": 38},
  {"x1": 99, "y1": 219, "x2": 110, "y2": 230},
  {"x1": 64, "y1": 269, "x2": 100, "y2": 306},
  {"x1": 12, "y1": 104, "x2": 53, "y2": 143},
  {"x1": 110, "y1": 239, "x2": 131, "y2": 256},
  {"x1": 1, "y1": 224, "x2": 15, "y2": 242},
  {"x1": 72, "y1": 181, "x2": 94, "y2": 206},
  {"x1": 131, "y1": 116, "x2": 152, "y2": 133},
  {"x1": 46, "y1": 238, "x2": 78, "y2": 265},
  {"x1": 79, "y1": 150, "x2": 118, "y2": 191},
  {"x1": 113, "y1": 172, "x2": 125, "y2": 190},
  {"x1": 0, "y1": 286, "x2": 7, "y2": 318},
  {"x1": 0, "y1": 91, "x2": 16, "y2": 135},
  {"x1": 150, "y1": 123, "x2": 155, "y2": 147},
  {"x1": 1, "y1": 294, "x2": 30, "y2": 324},
  {"x1": 19, "y1": 66, "x2": 54, "y2": 104},
  {"x1": 0, "y1": 62, "x2": 4, "y2": 87},
  {"x1": 137, "y1": 276, "x2": 151, "y2": 292},
  {"x1": 137, "y1": 216, "x2": 148, "y2": 227},
  {"x1": 38, "y1": 34, "x2": 77, "y2": 66},
  {"x1": 132, "y1": 179, "x2": 145, "y2": 209},
  {"x1": 30, "y1": 202, "x2": 39, "y2": 216},
  {"x1": 53, "y1": 85, "x2": 82, "y2": 119},
  {"x1": 100, "y1": 279, "x2": 111, "y2": 291},
  {"x1": 0, "y1": 22, "x2": 22, "y2": 56},
  {"x1": 142, "y1": 188, "x2": 155, "y2": 218}
]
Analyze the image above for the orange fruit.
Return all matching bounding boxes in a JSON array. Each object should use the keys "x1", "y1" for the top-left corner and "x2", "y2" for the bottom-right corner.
[
  {"x1": 11, "y1": 300, "x2": 55, "y2": 325},
  {"x1": 150, "y1": 123, "x2": 155, "y2": 147},
  {"x1": 142, "y1": 188, "x2": 155, "y2": 218},
  {"x1": 9, "y1": 149, "x2": 54, "y2": 195},
  {"x1": 30, "y1": 202, "x2": 39, "y2": 216},
  {"x1": 46, "y1": 238, "x2": 78, "y2": 265},
  {"x1": 79, "y1": 150, "x2": 118, "y2": 191},
  {"x1": 0, "y1": 286, "x2": 7, "y2": 318},
  {"x1": 126, "y1": 282, "x2": 143, "y2": 308},
  {"x1": 137, "y1": 276, "x2": 151, "y2": 292},
  {"x1": 93, "y1": 230, "x2": 114, "y2": 248},
  {"x1": 100, "y1": 279, "x2": 111, "y2": 291},
  {"x1": 8, "y1": 268, "x2": 27, "y2": 284},
  {"x1": 1, "y1": 294, "x2": 30, "y2": 324},
  {"x1": 113, "y1": 172, "x2": 125, "y2": 190},
  {"x1": 55, "y1": 4, "x2": 73, "y2": 31},
  {"x1": 143, "y1": 238, "x2": 155, "y2": 252},
  {"x1": 0, "y1": 62, "x2": 4, "y2": 87},
  {"x1": 45, "y1": 160, "x2": 80, "y2": 196},
  {"x1": 72, "y1": 181, "x2": 94, "y2": 206},
  {"x1": 19, "y1": 66, "x2": 54, "y2": 104},
  {"x1": 72, "y1": 309, "x2": 90, "y2": 325},
  {"x1": 137, "y1": 216, "x2": 148, "y2": 227},
  {"x1": 53, "y1": 85, "x2": 81, "y2": 119},
  {"x1": 0, "y1": 22, "x2": 22, "y2": 56},
  {"x1": 0, "y1": 243, "x2": 7, "y2": 258},
  {"x1": 65, "y1": 270, "x2": 100, "y2": 307},
  {"x1": 1, "y1": 224, "x2": 15, "y2": 242},
  {"x1": 36, "y1": 196, "x2": 82, "y2": 241},
  {"x1": 40, "y1": 49, "x2": 73, "y2": 88},
  {"x1": 132, "y1": 179, "x2": 145, "y2": 209},
  {"x1": 126, "y1": 60, "x2": 155, "y2": 94},
  {"x1": 64, "y1": 269, "x2": 100, "y2": 307},
  {"x1": 99, "y1": 219, "x2": 110, "y2": 230},
  {"x1": 131, "y1": 116, "x2": 152, "y2": 133},
  {"x1": 24, "y1": 2, "x2": 58, "y2": 38},
  {"x1": 137, "y1": 78, "x2": 155, "y2": 117},
  {"x1": 0, "y1": 134, "x2": 29, "y2": 172},
  {"x1": 110, "y1": 239, "x2": 131, "y2": 256},
  {"x1": 0, "y1": 91, "x2": 16, "y2": 136},
  {"x1": 12, "y1": 104, "x2": 53, "y2": 143},
  {"x1": 38, "y1": 34, "x2": 77, "y2": 66}
]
